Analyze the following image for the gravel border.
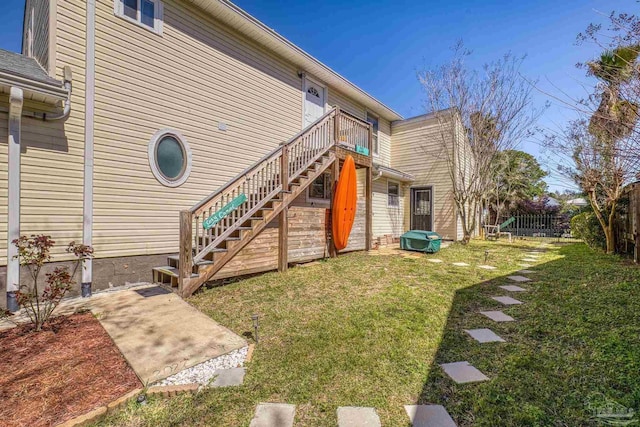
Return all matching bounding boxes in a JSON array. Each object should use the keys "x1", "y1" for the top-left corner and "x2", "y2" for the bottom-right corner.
[{"x1": 157, "y1": 346, "x2": 249, "y2": 386}]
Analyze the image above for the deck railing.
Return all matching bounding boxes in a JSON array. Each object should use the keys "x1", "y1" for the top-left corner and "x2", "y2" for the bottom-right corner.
[
  {"x1": 179, "y1": 107, "x2": 371, "y2": 287},
  {"x1": 337, "y1": 109, "x2": 372, "y2": 155}
]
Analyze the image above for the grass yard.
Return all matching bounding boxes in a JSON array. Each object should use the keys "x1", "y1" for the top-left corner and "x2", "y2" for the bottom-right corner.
[{"x1": 97, "y1": 240, "x2": 640, "y2": 426}]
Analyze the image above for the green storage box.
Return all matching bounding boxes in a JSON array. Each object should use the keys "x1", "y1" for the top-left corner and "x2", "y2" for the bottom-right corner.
[{"x1": 400, "y1": 230, "x2": 442, "y2": 253}]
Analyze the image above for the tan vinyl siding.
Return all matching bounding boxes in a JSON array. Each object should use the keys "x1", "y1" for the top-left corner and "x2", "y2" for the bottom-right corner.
[
  {"x1": 372, "y1": 177, "x2": 404, "y2": 238},
  {"x1": 92, "y1": 0, "x2": 304, "y2": 258},
  {"x1": 391, "y1": 116, "x2": 458, "y2": 240},
  {"x1": 16, "y1": 0, "x2": 86, "y2": 261},
  {"x1": 23, "y1": 0, "x2": 50, "y2": 71}
]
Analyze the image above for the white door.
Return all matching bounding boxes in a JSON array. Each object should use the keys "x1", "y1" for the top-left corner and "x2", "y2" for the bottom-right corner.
[{"x1": 304, "y1": 79, "x2": 325, "y2": 127}]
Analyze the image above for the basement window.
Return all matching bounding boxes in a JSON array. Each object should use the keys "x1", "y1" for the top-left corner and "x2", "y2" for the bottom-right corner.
[
  {"x1": 148, "y1": 130, "x2": 192, "y2": 187},
  {"x1": 115, "y1": 0, "x2": 163, "y2": 34},
  {"x1": 388, "y1": 181, "x2": 400, "y2": 207},
  {"x1": 308, "y1": 173, "x2": 331, "y2": 202}
]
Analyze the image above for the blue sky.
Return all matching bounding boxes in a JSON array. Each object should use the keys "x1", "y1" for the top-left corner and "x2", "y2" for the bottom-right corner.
[{"x1": 1, "y1": 0, "x2": 636, "y2": 191}]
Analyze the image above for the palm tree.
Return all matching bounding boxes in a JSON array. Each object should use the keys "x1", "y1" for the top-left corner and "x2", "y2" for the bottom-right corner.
[{"x1": 588, "y1": 45, "x2": 640, "y2": 142}]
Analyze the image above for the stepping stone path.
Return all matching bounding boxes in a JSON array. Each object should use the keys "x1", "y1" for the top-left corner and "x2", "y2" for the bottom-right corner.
[
  {"x1": 452, "y1": 262, "x2": 470, "y2": 267},
  {"x1": 464, "y1": 328, "x2": 505, "y2": 343},
  {"x1": 480, "y1": 310, "x2": 515, "y2": 322},
  {"x1": 499, "y1": 285, "x2": 527, "y2": 292},
  {"x1": 211, "y1": 367, "x2": 245, "y2": 387},
  {"x1": 517, "y1": 263, "x2": 533, "y2": 268},
  {"x1": 517, "y1": 269, "x2": 535, "y2": 274},
  {"x1": 440, "y1": 361, "x2": 489, "y2": 383},
  {"x1": 478, "y1": 265, "x2": 497, "y2": 270},
  {"x1": 250, "y1": 403, "x2": 296, "y2": 427},
  {"x1": 337, "y1": 407, "x2": 381, "y2": 427},
  {"x1": 427, "y1": 259, "x2": 443, "y2": 263},
  {"x1": 404, "y1": 405, "x2": 457, "y2": 427},
  {"x1": 507, "y1": 275, "x2": 531, "y2": 282},
  {"x1": 491, "y1": 296, "x2": 523, "y2": 305}
]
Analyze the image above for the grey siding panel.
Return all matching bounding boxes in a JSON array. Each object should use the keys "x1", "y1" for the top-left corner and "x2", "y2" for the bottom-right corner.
[{"x1": 23, "y1": 0, "x2": 50, "y2": 71}]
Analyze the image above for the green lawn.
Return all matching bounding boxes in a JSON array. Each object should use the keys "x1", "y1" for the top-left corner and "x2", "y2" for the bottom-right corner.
[{"x1": 97, "y1": 240, "x2": 640, "y2": 426}]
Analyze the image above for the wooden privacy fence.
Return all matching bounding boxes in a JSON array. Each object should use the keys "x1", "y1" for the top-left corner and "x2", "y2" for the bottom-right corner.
[{"x1": 497, "y1": 214, "x2": 572, "y2": 239}]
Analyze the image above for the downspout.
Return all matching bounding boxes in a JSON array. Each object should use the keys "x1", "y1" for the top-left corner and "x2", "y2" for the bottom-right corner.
[
  {"x1": 7, "y1": 87, "x2": 24, "y2": 312},
  {"x1": 22, "y1": 66, "x2": 72, "y2": 121},
  {"x1": 372, "y1": 165, "x2": 383, "y2": 181}
]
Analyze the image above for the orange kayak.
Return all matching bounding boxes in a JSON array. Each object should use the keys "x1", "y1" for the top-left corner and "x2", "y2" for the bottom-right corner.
[{"x1": 332, "y1": 155, "x2": 357, "y2": 250}]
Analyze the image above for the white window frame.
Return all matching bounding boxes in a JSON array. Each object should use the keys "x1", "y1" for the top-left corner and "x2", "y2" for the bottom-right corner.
[
  {"x1": 388, "y1": 180, "x2": 400, "y2": 208},
  {"x1": 148, "y1": 129, "x2": 192, "y2": 187},
  {"x1": 366, "y1": 111, "x2": 379, "y2": 156},
  {"x1": 114, "y1": 0, "x2": 164, "y2": 35},
  {"x1": 306, "y1": 172, "x2": 332, "y2": 204}
]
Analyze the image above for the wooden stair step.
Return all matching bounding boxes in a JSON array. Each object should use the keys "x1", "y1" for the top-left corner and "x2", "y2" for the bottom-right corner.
[{"x1": 152, "y1": 266, "x2": 198, "y2": 279}]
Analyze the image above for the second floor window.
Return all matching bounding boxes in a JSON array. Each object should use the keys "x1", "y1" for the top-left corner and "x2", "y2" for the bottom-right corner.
[
  {"x1": 366, "y1": 112, "x2": 379, "y2": 156},
  {"x1": 116, "y1": 0, "x2": 163, "y2": 34}
]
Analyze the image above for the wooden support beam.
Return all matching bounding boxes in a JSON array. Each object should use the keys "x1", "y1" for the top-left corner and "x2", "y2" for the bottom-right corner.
[
  {"x1": 328, "y1": 158, "x2": 339, "y2": 258},
  {"x1": 365, "y1": 165, "x2": 373, "y2": 251},
  {"x1": 178, "y1": 210, "x2": 193, "y2": 296},
  {"x1": 278, "y1": 147, "x2": 289, "y2": 272}
]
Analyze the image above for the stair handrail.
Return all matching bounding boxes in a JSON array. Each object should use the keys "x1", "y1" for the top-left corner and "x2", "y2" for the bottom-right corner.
[
  {"x1": 178, "y1": 106, "x2": 371, "y2": 292},
  {"x1": 190, "y1": 106, "x2": 339, "y2": 216}
]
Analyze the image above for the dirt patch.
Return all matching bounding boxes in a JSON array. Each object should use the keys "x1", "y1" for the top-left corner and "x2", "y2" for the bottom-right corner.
[{"x1": 0, "y1": 313, "x2": 141, "y2": 427}]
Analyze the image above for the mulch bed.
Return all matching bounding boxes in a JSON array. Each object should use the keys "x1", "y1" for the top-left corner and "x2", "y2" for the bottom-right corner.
[{"x1": 0, "y1": 313, "x2": 141, "y2": 427}]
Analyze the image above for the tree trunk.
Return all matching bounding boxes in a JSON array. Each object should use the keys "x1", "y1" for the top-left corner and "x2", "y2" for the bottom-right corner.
[{"x1": 604, "y1": 225, "x2": 615, "y2": 254}]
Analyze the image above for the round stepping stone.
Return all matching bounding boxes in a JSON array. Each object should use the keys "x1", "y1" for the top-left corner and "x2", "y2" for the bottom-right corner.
[
  {"x1": 404, "y1": 405, "x2": 457, "y2": 427},
  {"x1": 491, "y1": 296, "x2": 523, "y2": 305},
  {"x1": 517, "y1": 269, "x2": 535, "y2": 274},
  {"x1": 478, "y1": 265, "x2": 497, "y2": 270},
  {"x1": 250, "y1": 403, "x2": 296, "y2": 427},
  {"x1": 517, "y1": 263, "x2": 533, "y2": 268},
  {"x1": 337, "y1": 407, "x2": 381, "y2": 427},
  {"x1": 211, "y1": 367, "x2": 245, "y2": 387},
  {"x1": 452, "y1": 262, "x2": 470, "y2": 267},
  {"x1": 521, "y1": 258, "x2": 538, "y2": 262},
  {"x1": 440, "y1": 361, "x2": 489, "y2": 383},
  {"x1": 507, "y1": 275, "x2": 531, "y2": 282},
  {"x1": 480, "y1": 310, "x2": 515, "y2": 322},
  {"x1": 464, "y1": 328, "x2": 505, "y2": 343},
  {"x1": 499, "y1": 285, "x2": 527, "y2": 292},
  {"x1": 427, "y1": 259, "x2": 443, "y2": 263}
]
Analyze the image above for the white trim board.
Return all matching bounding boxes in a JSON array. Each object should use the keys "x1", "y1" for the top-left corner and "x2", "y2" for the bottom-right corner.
[{"x1": 82, "y1": 0, "x2": 96, "y2": 286}]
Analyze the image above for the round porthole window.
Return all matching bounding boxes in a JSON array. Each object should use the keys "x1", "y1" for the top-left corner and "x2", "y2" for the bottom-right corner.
[{"x1": 148, "y1": 129, "x2": 192, "y2": 187}]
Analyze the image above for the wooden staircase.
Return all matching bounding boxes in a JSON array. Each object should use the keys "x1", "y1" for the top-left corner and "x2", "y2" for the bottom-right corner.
[{"x1": 153, "y1": 107, "x2": 372, "y2": 297}]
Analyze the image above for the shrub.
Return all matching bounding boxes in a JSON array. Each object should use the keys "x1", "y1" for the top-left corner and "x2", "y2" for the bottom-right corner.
[
  {"x1": 571, "y1": 212, "x2": 606, "y2": 250},
  {"x1": 13, "y1": 235, "x2": 93, "y2": 331}
]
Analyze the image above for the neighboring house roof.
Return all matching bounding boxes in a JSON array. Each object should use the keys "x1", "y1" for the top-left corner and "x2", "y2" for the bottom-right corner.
[
  {"x1": 567, "y1": 198, "x2": 589, "y2": 207},
  {"x1": 375, "y1": 164, "x2": 415, "y2": 182},
  {"x1": 188, "y1": 0, "x2": 403, "y2": 122},
  {"x1": 0, "y1": 48, "x2": 67, "y2": 103}
]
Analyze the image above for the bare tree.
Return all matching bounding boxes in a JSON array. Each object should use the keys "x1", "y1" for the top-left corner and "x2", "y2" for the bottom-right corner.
[
  {"x1": 547, "y1": 118, "x2": 639, "y2": 253},
  {"x1": 418, "y1": 44, "x2": 543, "y2": 243}
]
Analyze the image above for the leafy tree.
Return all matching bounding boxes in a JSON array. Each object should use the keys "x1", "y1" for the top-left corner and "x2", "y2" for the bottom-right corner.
[{"x1": 488, "y1": 150, "x2": 547, "y2": 221}]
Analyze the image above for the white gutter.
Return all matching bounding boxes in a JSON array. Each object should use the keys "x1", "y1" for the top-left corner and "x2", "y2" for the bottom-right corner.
[{"x1": 21, "y1": 66, "x2": 72, "y2": 121}]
